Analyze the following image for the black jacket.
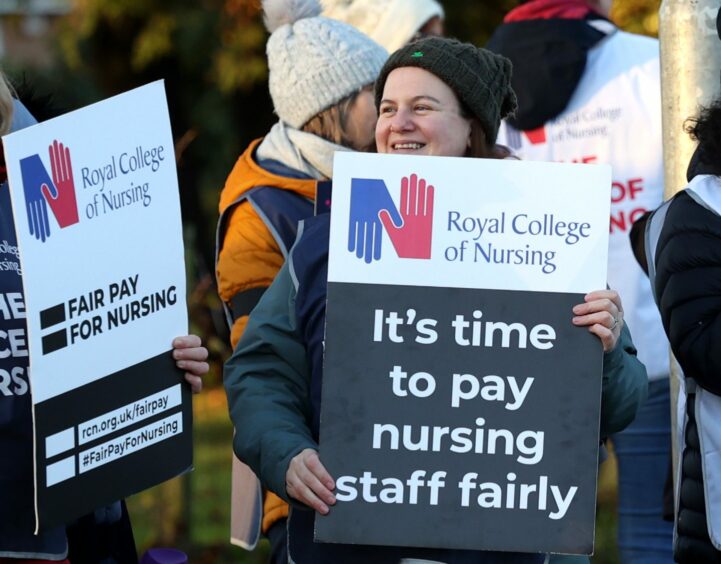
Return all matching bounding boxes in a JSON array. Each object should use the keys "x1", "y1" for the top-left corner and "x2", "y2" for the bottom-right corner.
[
  {"x1": 652, "y1": 185, "x2": 721, "y2": 562},
  {"x1": 654, "y1": 191, "x2": 721, "y2": 397}
]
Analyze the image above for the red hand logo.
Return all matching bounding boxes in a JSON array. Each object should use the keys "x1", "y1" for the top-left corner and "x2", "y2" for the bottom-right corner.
[
  {"x1": 43, "y1": 140, "x2": 79, "y2": 228},
  {"x1": 379, "y1": 174, "x2": 434, "y2": 259}
]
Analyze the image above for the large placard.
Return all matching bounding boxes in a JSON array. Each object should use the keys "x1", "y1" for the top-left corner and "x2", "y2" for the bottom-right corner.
[
  {"x1": 317, "y1": 152, "x2": 611, "y2": 554},
  {"x1": 3, "y1": 82, "x2": 191, "y2": 531}
]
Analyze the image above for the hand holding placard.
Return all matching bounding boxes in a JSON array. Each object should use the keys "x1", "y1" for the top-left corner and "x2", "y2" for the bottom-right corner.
[
  {"x1": 572, "y1": 289, "x2": 624, "y2": 351},
  {"x1": 286, "y1": 448, "x2": 336, "y2": 514}
]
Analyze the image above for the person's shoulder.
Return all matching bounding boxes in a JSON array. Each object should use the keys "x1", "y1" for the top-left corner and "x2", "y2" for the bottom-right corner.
[
  {"x1": 659, "y1": 188, "x2": 721, "y2": 248},
  {"x1": 11, "y1": 99, "x2": 38, "y2": 131},
  {"x1": 595, "y1": 29, "x2": 659, "y2": 78},
  {"x1": 611, "y1": 29, "x2": 658, "y2": 49},
  {"x1": 606, "y1": 29, "x2": 659, "y2": 63}
]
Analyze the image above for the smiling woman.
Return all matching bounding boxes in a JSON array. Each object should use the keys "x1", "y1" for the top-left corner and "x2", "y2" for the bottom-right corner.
[
  {"x1": 224, "y1": 35, "x2": 648, "y2": 564},
  {"x1": 375, "y1": 38, "x2": 517, "y2": 159},
  {"x1": 376, "y1": 67, "x2": 473, "y2": 157}
]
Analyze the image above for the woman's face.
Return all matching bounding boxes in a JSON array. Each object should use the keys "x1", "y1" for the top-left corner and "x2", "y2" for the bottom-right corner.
[
  {"x1": 344, "y1": 87, "x2": 378, "y2": 152},
  {"x1": 375, "y1": 67, "x2": 472, "y2": 158}
]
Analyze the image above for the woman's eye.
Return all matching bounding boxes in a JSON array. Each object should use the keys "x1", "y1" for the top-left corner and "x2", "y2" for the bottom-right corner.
[
  {"x1": 414, "y1": 105, "x2": 430, "y2": 112},
  {"x1": 380, "y1": 106, "x2": 395, "y2": 115}
]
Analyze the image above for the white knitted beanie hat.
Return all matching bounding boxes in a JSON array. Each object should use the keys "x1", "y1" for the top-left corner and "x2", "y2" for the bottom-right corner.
[
  {"x1": 321, "y1": 0, "x2": 444, "y2": 53},
  {"x1": 263, "y1": 0, "x2": 388, "y2": 129}
]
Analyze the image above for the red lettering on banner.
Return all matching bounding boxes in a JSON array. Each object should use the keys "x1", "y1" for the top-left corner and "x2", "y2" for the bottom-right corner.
[
  {"x1": 609, "y1": 207, "x2": 647, "y2": 234},
  {"x1": 612, "y1": 178, "x2": 644, "y2": 203},
  {"x1": 562, "y1": 155, "x2": 598, "y2": 164},
  {"x1": 630, "y1": 207, "x2": 647, "y2": 223}
]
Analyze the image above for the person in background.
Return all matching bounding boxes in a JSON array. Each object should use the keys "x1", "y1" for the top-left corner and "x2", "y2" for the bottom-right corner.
[
  {"x1": 225, "y1": 36, "x2": 647, "y2": 564},
  {"x1": 642, "y1": 96, "x2": 721, "y2": 562},
  {"x1": 321, "y1": 0, "x2": 444, "y2": 53},
  {"x1": 214, "y1": 0, "x2": 387, "y2": 559},
  {"x1": 0, "y1": 72, "x2": 208, "y2": 563},
  {"x1": 487, "y1": 2, "x2": 671, "y2": 562}
]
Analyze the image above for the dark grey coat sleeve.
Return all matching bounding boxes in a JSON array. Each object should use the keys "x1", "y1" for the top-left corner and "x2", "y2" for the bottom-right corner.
[{"x1": 224, "y1": 261, "x2": 317, "y2": 502}]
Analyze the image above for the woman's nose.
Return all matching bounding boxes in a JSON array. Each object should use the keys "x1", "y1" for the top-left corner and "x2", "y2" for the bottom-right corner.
[{"x1": 389, "y1": 108, "x2": 413, "y2": 133}]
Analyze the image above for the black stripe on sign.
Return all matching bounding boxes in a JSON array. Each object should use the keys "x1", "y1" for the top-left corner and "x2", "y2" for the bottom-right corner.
[
  {"x1": 40, "y1": 303, "x2": 66, "y2": 329},
  {"x1": 42, "y1": 329, "x2": 67, "y2": 354}
]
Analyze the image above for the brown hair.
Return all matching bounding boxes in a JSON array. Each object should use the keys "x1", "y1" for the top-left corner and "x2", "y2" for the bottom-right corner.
[
  {"x1": 465, "y1": 118, "x2": 491, "y2": 158},
  {"x1": 460, "y1": 107, "x2": 512, "y2": 160},
  {"x1": 302, "y1": 85, "x2": 373, "y2": 151},
  {"x1": 0, "y1": 70, "x2": 15, "y2": 136}
]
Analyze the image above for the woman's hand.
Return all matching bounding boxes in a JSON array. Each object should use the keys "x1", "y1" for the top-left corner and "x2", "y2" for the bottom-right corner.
[
  {"x1": 172, "y1": 335, "x2": 209, "y2": 394},
  {"x1": 572, "y1": 289, "x2": 624, "y2": 352},
  {"x1": 286, "y1": 448, "x2": 336, "y2": 514}
]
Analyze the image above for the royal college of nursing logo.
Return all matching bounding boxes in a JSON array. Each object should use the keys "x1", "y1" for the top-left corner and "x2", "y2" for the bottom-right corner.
[
  {"x1": 348, "y1": 173, "x2": 434, "y2": 264},
  {"x1": 19, "y1": 140, "x2": 79, "y2": 242}
]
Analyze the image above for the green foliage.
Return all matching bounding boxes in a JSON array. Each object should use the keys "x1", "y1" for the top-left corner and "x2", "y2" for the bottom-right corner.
[
  {"x1": 56, "y1": 0, "x2": 268, "y2": 95},
  {"x1": 443, "y1": 0, "x2": 518, "y2": 46},
  {"x1": 131, "y1": 13, "x2": 177, "y2": 70},
  {"x1": 612, "y1": 0, "x2": 661, "y2": 37}
]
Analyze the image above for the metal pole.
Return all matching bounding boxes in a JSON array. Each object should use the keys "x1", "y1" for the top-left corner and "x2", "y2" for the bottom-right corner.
[{"x1": 658, "y1": 0, "x2": 721, "y2": 489}]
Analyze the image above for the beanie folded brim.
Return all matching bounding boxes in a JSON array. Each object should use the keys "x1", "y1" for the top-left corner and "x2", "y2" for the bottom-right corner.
[{"x1": 374, "y1": 37, "x2": 517, "y2": 145}]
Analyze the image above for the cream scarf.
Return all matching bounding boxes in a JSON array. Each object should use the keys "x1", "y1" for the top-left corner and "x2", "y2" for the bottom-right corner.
[{"x1": 256, "y1": 121, "x2": 351, "y2": 180}]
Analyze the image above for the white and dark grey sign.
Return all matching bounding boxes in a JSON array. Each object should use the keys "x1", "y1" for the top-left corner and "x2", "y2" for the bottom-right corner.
[
  {"x1": 4, "y1": 82, "x2": 190, "y2": 530},
  {"x1": 317, "y1": 153, "x2": 611, "y2": 554}
]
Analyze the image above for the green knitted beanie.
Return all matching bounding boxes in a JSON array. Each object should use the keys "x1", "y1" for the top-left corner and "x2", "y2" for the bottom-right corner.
[{"x1": 375, "y1": 37, "x2": 518, "y2": 145}]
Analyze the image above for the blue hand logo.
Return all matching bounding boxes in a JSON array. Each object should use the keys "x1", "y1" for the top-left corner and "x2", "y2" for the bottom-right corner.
[
  {"x1": 20, "y1": 154, "x2": 54, "y2": 242},
  {"x1": 348, "y1": 178, "x2": 402, "y2": 263}
]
